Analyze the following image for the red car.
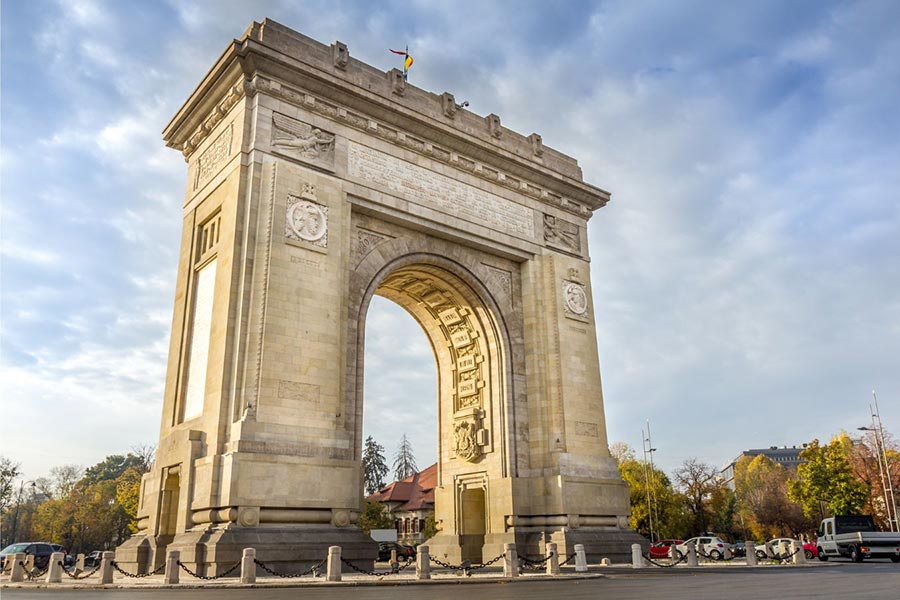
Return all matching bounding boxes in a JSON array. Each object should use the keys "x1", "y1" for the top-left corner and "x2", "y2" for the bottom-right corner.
[
  {"x1": 649, "y1": 539, "x2": 683, "y2": 559},
  {"x1": 803, "y1": 541, "x2": 818, "y2": 559}
]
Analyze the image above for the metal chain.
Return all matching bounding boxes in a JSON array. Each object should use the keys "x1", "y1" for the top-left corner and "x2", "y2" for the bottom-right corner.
[
  {"x1": 253, "y1": 557, "x2": 325, "y2": 578},
  {"x1": 61, "y1": 562, "x2": 103, "y2": 580},
  {"x1": 20, "y1": 562, "x2": 49, "y2": 580},
  {"x1": 559, "y1": 553, "x2": 577, "y2": 566},
  {"x1": 177, "y1": 560, "x2": 242, "y2": 580},
  {"x1": 111, "y1": 560, "x2": 166, "y2": 578},
  {"x1": 429, "y1": 552, "x2": 505, "y2": 576},
  {"x1": 339, "y1": 557, "x2": 387, "y2": 577},
  {"x1": 767, "y1": 547, "x2": 801, "y2": 562},
  {"x1": 520, "y1": 551, "x2": 556, "y2": 566},
  {"x1": 642, "y1": 552, "x2": 689, "y2": 568}
]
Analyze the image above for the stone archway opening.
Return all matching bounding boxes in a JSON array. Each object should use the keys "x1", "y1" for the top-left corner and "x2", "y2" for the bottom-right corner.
[{"x1": 357, "y1": 258, "x2": 511, "y2": 562}]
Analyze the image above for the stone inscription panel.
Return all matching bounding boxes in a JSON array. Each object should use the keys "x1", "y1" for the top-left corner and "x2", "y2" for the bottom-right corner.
[{"x1": 348, "y1": 142, "x2": 535, "y2": 239}]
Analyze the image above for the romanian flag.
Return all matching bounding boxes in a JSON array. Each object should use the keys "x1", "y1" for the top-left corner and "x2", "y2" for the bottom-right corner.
[{"x1": 390, "y1": 47, "x2": 414, "y2": 80}]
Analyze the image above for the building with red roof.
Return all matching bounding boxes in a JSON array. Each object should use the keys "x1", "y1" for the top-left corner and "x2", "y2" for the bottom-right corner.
[{"x1": 367, "y1": 463, "x2": 436, "y2": 544}]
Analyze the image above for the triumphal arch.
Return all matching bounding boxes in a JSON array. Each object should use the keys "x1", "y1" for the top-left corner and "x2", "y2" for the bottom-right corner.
[{"x1": 117, "y1": 19, "x2": 642, "y2": 573}]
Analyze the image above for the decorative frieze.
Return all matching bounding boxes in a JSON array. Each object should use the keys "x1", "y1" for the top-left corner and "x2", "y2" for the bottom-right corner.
[
  {"x1": 250, "y1": 76, "x2": 595, "y2": 219},
  {"x1": 349, "y1": 142, "x2": 535, "y2": 239},
  {"x1": 194, "y1": 124, "x2": 233, "y2": 189}
]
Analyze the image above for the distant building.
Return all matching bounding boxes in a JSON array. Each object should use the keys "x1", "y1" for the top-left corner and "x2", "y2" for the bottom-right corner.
[
  {"x1": 721, "y1": 445, "x2": 808, "y2": 488},
  {"x1": 367, "y1": 464, "x2": 436, "y2": 545}
]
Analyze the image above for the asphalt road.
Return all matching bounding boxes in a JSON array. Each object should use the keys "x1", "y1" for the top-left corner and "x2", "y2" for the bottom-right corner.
[{"x1": 3, "y1": 562, "x2": 898, "y2": 600}]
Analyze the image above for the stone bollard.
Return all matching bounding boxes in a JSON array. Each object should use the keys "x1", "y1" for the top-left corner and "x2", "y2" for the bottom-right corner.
[
  {"x1": 9, "y1": 553, "x2": 26, "y2": 582},
  {"x1": 745, "y1": 541, "x2": 757, "y2": 566},
  {"x1": 546, "y1": 542, "x2": 560, "y2": 576},
  {"x1": 240, "y1": 548, "x2": 256, "y2": 584},
  {"x1": 764, "y1": 541, "x2": 774, "y2": 560},
  {"x1": 631, "y1": 544, "x2": 644, "y2": 569},
  {"x1": 164, "y1": 550, "x2": 180, "y2": 585},
  {"x1": 326, "y1": 546, "x2": 341, "y2": 582},
  {"x1": 574, "y1": 544, "x2": 587, "y2": 572},
  {"x1": 780, "y1": 540, "x2": 790, "y2": 562},
  {"x1": 24, "y1": 555, "x2": 34, "y2": 572},
  {"x1": 75, "y1": 553, "x2": 85, "y2": 574},
  {"x1": 686, "y1": 541, "x2": 698, "y2": 567},
  {"x1": 792, "y1": 540, "x2": 805, "y2": 565},
  {"x1": 724, "y1": 545, "x2": 733, "y2": 560},
  {"x1": 600, "y1": 557, "x2": 611, "y2": 567},
  {"x1": 416, "y1": 545, "x2": 431, "y2": 580},
  {"x1": 503, "y1": 543, "x2": 518, "y2": 578},
  {"x1": 100, "y1": 551, "x2": 115, "y2": 584},
  {"x1": 46, "y1": 552, "x2": 64, "y2": 583}
]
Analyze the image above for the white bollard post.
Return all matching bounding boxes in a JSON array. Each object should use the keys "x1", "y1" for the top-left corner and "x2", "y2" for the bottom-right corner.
[
  {"x1": 724, "y1": 545, "x2": 733, "y2": 560},
  {"x1": 631, "y1": 544, "x2": 644, "y2": 568},
  {"x1": 75, "y1": 553, "x2": 85, "y2": 574},
  {"x1": 46, "y1": 552, "x2": 64, "y2": 583},
  {"x1": 503, "y1": 543, "x2": 518, "y2": 578},
  {"x1": 164, "y1": 550, "x2": 179, "y2": 585},
  {"x1": 240, "y1": 548, "x2": 256, "y2": 584},
  {"x1": 9, "y1": 553, "x2": 26, "y2": 582},
  {"x1": 687, "y1": 541, "x2": 698, "y2": 567},
  {"x1": 546, "y1": 542, "x2": 560, "y2": 576},
  {"x1": 99, "y1": 551, "x2": 115, "y2": 584},
  {"x1": 574, "y1": 544, "x2": 587, "y2": 572},
  {"x1": 416, "y1": 545, "x2": 431, "y2": 580},
  {"x1": 24, "y1": 555, "x2": 34, "y2": 572},
  {"x1": 792, "y1": 540, "x2": 806, "y2": 565},
  {"x1": 326, "y1": 546, "x2": 341, "y2": 582},
  {"x1": 745, "y1": 541, "x2": 757, "y2": 566},
  {"x1": 600, "y1": 557, "x2": 611, "y2": 566}
]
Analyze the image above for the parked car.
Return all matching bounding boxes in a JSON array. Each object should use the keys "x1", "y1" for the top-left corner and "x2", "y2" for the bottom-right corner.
[
  {"x1": 762, "y1": 537, "x2": 817, "y2": 560},
  {"x1": 674, "y1": 536, "x2": 728, "y2": 560},
  {"x1": 649, "y1": 539, "x2": 683, "y2": 559},
  {"x1": 0, "y1": 542, "x2": 55, "y2": 570},
  {"x1": 731, "y1": 541, "x2": 746, "y2": 557},
  {"x1": 49, "y1": 544, "x2": 75, "y2": 567},
  {"x1": 83, "y1": 551, "x2": 103, "y2": 568},
  {"x1": 377, "y1": 542, "x2": 415, "y2": 561}
]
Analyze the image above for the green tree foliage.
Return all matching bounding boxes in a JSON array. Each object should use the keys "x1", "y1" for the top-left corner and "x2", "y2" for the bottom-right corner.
[
  {"x1": 358, "y1": 500, "x2": 394, "y2": 534},
  {"x1": 612, "y1": 444, "x2": 692, "y2": 539},
  {"x1": 81, "y1": 454, "x2": 148, "y2": 486},
  {"x1": 393, "y1": 434, "x2": 418, "y2": 481},
  {"x1": 422, "y1": 513, "x2": 440, "y2": 540},
  {"x1": 788, "y1": 435, "x2": 870, "y2": 519},
  {"x1": 115, "y1": 467, "x2": 144, "y2": 533},
  {"x1": 362, "y1": 436, "x2": 389, "y2": 495}
]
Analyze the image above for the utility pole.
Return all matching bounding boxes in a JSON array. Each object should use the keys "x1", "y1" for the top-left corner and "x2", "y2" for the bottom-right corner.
[
  {"x1": 873, "y1": 390, "x2": 897, "y2": 532},
  {"x1": 642, "y1": 422, "x2": 659, "y2": 542}
]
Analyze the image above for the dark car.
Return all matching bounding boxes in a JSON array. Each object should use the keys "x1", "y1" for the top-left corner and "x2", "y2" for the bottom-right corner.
[
  {"x1": 377, "y1": 542, "x2": 415, "y2": 562},
  {"x1": 731, "y1": 541, "x2": 746, "y2": 557},
  {"x1": 83, "y1": 551, "x2": 104, "y2": 568},
  {"x1": 0, "y1": 542, "x2": 55, "y2": 570}
]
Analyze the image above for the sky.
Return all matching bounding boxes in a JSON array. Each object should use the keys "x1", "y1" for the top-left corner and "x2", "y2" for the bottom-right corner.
[{"x1": 1, "y1": 0, "x2": 898, "y2": 482}]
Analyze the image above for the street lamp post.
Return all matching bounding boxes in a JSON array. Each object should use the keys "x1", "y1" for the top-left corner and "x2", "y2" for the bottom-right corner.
[
  {"x1": 642, "y1": 421, "x2": 659, "y2": 543},
  {"x1": 858, "y1": 390, "x2": 897, "y2": 532}
]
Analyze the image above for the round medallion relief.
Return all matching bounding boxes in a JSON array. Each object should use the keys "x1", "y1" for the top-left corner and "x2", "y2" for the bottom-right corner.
[
  {"x1": 288, "y1": 200, "x2": 327, "y2": 242},
  {"x1": 563, "y1": 282, "x2": 588, "y2": 315}
]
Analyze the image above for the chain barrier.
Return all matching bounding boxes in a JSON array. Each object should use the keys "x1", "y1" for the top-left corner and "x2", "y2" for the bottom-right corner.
[
  {"x1": 519, "y1": 551, "x2": 556, "y2": 571},
  {"x1": 61, "y1": 562, "x2": 103, "y2": 580},
  {"x1": 253, "y1": 557, "x2": 325, "y2": 579},
  {"x1": 768, "y1": 547, "x2": 801, "y2": 563},
  {"x1": 176, "y1": 560, "x2": 242, "y2": 580},
  {"x1": 20, "y1": 562, "x2": 49, "y2": 581},
  {"x1": 642, "y1": 552, "x2": 690, "y2": 568},
  {"x1": 110, "y1": 560, "x2": 166, "y2": 578},
  {"x1": 429, "y1": 552, "x2": 505, "y2": 576},
  {"x1": 696, "y1": 548, "x2": 735, "y2": 562},
  {"x1": 559, "y1": 553, "x2": 577, "y2": 566},
  {"x1": 340, "y1": 556, "x2": 413, "y2": 577}
]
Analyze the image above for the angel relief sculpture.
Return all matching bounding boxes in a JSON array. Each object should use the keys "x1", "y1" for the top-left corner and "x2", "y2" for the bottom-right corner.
[{"x1": 271, "y1": 114, "x2": 335, "y2": 163}]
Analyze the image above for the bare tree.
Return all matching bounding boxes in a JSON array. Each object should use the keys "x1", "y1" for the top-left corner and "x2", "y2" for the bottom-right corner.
[
  {"x1": 0, "y1": 456, "x2": 21, "y2": 512},
  {"x1": 674, "y1": 458, "x2": 720, "y2": 534}
]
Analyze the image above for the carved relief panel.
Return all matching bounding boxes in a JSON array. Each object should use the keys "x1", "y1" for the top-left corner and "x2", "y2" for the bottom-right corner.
[
  {"x1": 285, "y1": 184, "x2": 328, "y2": 249},
  {"x1": 271, "y1": 113, "x2": 335, "y2": 170}
]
